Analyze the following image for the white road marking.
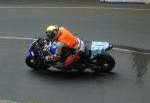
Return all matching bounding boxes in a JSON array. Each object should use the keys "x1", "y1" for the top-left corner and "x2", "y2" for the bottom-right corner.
[
  {"x1": 113, "y1": 48, "x2": 150, "y2": 55},
  {"x1": 0, "y1": 6, "x2": 149, "y2": 11},
  {"x1": 0, "y1": 36, "x2": 150, "y2": 55},
  {"x1": 0, "y1": 36, "x2": 36, "y2": 40}
]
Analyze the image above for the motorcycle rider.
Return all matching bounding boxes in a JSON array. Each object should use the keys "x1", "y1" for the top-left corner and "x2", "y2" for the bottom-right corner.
[{"x1": 45, "y1": 25, "x2": 85, "y2": 67}]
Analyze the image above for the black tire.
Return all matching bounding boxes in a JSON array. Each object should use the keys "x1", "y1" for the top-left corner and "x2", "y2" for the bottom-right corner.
[
  {"x1": 25, "y1": 55, "x2": 49, "y2": 70},
  {"x1": 95, "y1": 53, "x2": 115, "y2": 72}
]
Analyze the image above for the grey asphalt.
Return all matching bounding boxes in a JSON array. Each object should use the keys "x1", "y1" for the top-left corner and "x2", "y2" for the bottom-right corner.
[{"x1": 0, "y1": 1, "x2": 150, "y2": 103}]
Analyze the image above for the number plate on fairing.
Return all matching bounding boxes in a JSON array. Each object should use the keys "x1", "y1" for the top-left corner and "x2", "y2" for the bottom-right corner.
[{"x1": 90, "y1": 41, "x2": 109, "y2": 59}]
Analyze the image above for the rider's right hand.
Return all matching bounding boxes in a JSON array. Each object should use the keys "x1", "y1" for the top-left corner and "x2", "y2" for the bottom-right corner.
[{"x1": 43, "y1": 44, "x2": 49, "y2": 51}]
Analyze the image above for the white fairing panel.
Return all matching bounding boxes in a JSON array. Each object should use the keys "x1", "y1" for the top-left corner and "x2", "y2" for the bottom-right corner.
[{"x1": 90, "y1": 41, "x2": 109, "y2": 59}]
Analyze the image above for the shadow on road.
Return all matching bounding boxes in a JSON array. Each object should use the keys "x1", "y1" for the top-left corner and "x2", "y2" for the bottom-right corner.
[{"x1": 28, "y1": 69, "x2": 118, "y2": 81}]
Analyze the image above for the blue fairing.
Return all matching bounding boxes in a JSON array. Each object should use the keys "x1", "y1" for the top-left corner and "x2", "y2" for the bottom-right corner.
[
  {"x1": 49, "y1": 41, "x2": 57, "y2": 54},
  {"x1": 28, "y1": 43, "x2": 41, "y2": 59},
  {"x1": 28, "y1": 40, "x2": 57, "y2": 59}
]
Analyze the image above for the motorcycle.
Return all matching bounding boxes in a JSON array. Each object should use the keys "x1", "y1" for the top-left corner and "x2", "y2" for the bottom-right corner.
[{"x1": 25, "y1": 38, "x2": 115, "y2": 72}]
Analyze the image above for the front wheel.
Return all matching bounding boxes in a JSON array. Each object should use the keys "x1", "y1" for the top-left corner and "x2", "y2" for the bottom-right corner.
[
  {"x1": 25, "y1": 55, "x2": 49, "y2": 70},
  {"x1": 94, "y1": 53, "x2": 115, "y2": 72}
]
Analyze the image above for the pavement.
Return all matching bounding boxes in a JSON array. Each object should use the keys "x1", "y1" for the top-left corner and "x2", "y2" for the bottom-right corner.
[{"x1": 0, "y1": 1, "x2": 150, "y2": 103}]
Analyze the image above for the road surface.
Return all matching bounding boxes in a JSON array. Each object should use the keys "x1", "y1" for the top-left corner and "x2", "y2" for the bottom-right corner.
[{"x1": 0, "y1": 1, "x2": 150, "y2": 103}]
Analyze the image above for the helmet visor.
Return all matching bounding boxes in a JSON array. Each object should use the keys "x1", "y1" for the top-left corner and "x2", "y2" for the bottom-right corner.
[{"x1": 46, "y1": 31, "x2": 55, "y2": 40}]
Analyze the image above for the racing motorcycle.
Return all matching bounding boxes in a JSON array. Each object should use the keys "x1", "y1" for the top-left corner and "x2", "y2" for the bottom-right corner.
[{"x1": 25, "y1": 38, "x2": 115, "y2": 72}]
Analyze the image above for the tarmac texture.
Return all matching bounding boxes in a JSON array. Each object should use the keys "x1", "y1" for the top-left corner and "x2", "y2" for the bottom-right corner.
[{"x1": 0, "y1": 1, "x2": 150, "y2": 103}]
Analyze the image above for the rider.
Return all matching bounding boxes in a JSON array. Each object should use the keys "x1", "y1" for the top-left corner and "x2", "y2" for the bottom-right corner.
[{"x1": 45, "y1": 25, "x2": 85, "y2": 67}]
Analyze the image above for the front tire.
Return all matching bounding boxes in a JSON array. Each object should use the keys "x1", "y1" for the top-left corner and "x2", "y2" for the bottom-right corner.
[{"x1": 25, "y1": 55, "x2": 49, "y2": 70}]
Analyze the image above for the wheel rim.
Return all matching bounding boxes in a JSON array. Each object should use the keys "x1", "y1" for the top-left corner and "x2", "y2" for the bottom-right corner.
[
  {"x1": 96, "y1": 59, "x2": 111, "y2": 71},
  {"x1": 103, "y1": 60, "x2": 110, "y2": 69},
  {"x1": 30, "y1": 59, "x2": 34, "y2": 63}
]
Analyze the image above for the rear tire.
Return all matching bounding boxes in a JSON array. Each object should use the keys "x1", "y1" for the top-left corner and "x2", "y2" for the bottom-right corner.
[
  {"x1": 25, "y1": 55, "x2": 49, "y2": 70},
  {"x1": 94, "y1": 53, "x2": 115, "y2": 72}
]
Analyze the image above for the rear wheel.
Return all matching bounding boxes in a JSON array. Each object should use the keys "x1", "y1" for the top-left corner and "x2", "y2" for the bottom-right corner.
[
  {"x1": 94, "y1": 53, "x2": 115, "y2": 72},
  {"x1": 25, "y1": 55, "x2": 49, "y2": 70}
]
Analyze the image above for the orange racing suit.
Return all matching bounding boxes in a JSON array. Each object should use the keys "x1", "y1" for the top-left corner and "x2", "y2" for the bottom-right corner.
[
  {"x1": 55, "y1": 27, "x2": 79, "y2": 49},
  {"x1": 55, "y1": 27, "x2": 85, "y2": 67}
]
